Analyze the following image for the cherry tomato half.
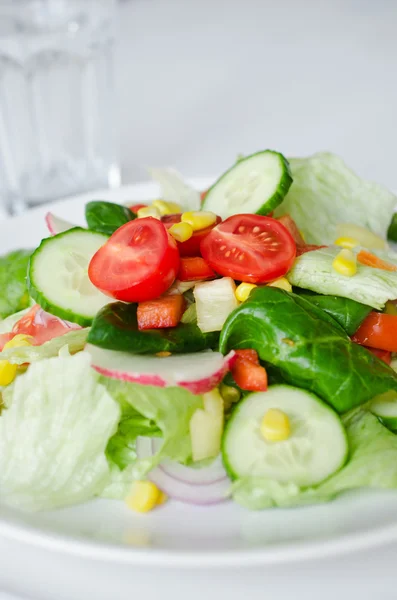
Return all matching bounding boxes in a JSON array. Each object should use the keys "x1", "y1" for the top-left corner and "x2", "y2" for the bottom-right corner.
[
  {"x1": 352, "y1": 312, "x2": 397, "y2": 353},
  {"x1": 200, "y1": 214, "x2": 296, "y2": 283},
  {"x1": 88, "y1": 217, "x2": 180, "y2": 302},
  {"x1": 161, "y1": 213, "x2": 222, "y2": 257}
]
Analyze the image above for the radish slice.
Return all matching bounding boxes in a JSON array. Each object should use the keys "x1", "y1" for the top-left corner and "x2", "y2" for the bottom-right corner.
[
  {"x1": 86, "y1": 345, "x2": 236, "y2": 394},
  {"x1": 45, "y1": 212, "x2": 76, "y2": 236},
  {"x1": 136, "y1": 437, "x2": 231, "y2": 505}
]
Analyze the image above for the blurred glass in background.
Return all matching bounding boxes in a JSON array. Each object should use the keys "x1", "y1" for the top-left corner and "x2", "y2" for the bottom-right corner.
[{"x1": 0, "y1": 0, "x2": 119, "y2": 215}]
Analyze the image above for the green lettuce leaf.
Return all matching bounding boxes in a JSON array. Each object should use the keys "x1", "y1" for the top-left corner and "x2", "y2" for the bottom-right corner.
[
  {"x1": 232, "y1": 410, "x2": 397, "y2": 509},
  {"x1": 275, "y1": 153, "x2": 397, "y2": 244},
  {"x1": 0, "y1": 328, "x2": 89, "y2": 365},
  {"x1": 0, "y1": 250, "x2": 31, "y2": 319},
  {"x1": 102, "y1": 378, "x2": 203, "y2": 477},
  {"x1": 0, "y1": 308, "x2": 30, "y2": 334},
  {"x1": 288, "y1": 246, "x2": 397, "y2": 310},
  {"x1": 0, "y1": 352, "x2": 120, "y2": 511}
]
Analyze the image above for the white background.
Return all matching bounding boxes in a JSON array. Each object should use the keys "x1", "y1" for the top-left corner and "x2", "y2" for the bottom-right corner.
[{"x1": 3, "y1": 0, "x2": 397, "y2": 598}]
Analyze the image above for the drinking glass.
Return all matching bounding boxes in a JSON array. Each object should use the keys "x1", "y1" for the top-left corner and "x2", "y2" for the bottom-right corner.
[{"x1": 0, "y1": 0, "x2": 119, "y2": 215}]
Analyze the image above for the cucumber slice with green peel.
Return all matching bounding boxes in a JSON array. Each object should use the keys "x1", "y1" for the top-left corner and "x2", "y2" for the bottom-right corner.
[
  {"x1": 370, "y1": 390, "x2": 397, "y2": 431},
  {"x1": 202, "y1": 150, "x2": 292, "y2": 219},
  {"x1": 222, "y1": 385, "x2": 348, "y2": 487},
  {"x1": 28, "y1": 228, "x2": 110, "y2": 326}
]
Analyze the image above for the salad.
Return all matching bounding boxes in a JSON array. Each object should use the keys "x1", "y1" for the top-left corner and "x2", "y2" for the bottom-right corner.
[{"x1": 2, "y1": 150, "x2": 397, "y2": 513}]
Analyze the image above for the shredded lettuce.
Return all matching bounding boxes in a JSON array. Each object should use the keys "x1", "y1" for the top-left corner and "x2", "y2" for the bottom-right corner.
[
  {"x1": 275, "y1": 153, "x2": 397, "y2": 244},
  {"x1": 0, "y1": 250, "x2": 32, "y2": 318},
  {"x1": 149, "y1": 168, "x2": 201, "y2": 211},
  {"x1": 0, "y1": 308, "x2": 30, "y2": 334},
  {"x1": 0, "y1": 328, "x2": 89, "y2": 365},
  {"x1": 232, "y1": 410, "x2": 397, "y2": 509},
  {"x1": 288, "y1": 246, "x2": 397, "y2": 310},
  {"x1": 0, "y1": 353, "x2": 120, "y2": 511}
]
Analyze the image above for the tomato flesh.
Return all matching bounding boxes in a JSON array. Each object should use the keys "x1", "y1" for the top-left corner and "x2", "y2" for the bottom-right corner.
[
  {"x1": 352, "y1": 312, "x2": 397, "y2": 353},
  {"x1": 200, "y1": 214, "x2": 296, "y2": 283},
  {"x1": 161, "y1": 213, "x2": 221, "y2": 256},
  {"x1": 178, "y1": 257, "x2": 216, "y2": 281},
  {"x1": 231, "y1": 349, "x2": 268, "y2": 391},
  {"x1": 88, "y1": 217, "x2": 180, "y2": 302}
]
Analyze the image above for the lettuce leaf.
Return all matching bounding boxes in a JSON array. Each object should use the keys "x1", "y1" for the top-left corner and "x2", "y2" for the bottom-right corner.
[
  {"x1": 0, "y1": 250, "x2": 32, "y2": 319},
  {"x1": 149, "y1": 168, "x2": 201, "y2": 211},
  {"x1": 232, "y1": 410, "x2": 397, "y2": 509},
  {"x1": 102, "y1": 378, "x2": 203, "y2": 477},
  {"x1": 288, "y1": 246, "x2": 397, "y2": 310},
  {"x1": 0, "y1": 328, "x2": 89, "y2": 365},
  {"x1": 275, "y1": 153, "x2": 397, "y2": 244},
  {"x1": 0, "y1": 308, "x2": 30, "y2": 334},
  {"x1": 0, "y1": 353, "x2": 120, "y2": 511}
]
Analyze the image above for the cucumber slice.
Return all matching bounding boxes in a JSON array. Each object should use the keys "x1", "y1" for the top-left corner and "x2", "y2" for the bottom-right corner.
[
  {"x1": 222, "y1": 385, "x2": 348, "y2": 487},
  {"x1": 370, "y1": 390, "x2": 397, "y2": 431},
  {"x1": 28, "y1": 228, "x2": 110, "y2": 326},
  {"x1": 202, "y1": 150, "x2": 292, "y2": 219}
]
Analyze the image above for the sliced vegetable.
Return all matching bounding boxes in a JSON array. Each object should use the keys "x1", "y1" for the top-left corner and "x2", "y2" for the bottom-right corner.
[
  {"x1": 45, "y1": 212, "x2": 75, "y2": 236},
  {"x1": 231, "y1": 349, "x2": 268, "y2": 391},
  {"x1": 180, "y1": 303, "x2": 197, "y2": 324},
  {"x1": 129, "y1": 203, "x2": 147, "y2": 215},
  {"x1": 178, "y1": 257, "x2": 216, "y2": 282},
  {"x1": 370, "y1": 391, "x2": 397, "y2": 431},
  {"x1": 222, "y1": 385, "x2": 347, "y2": 487},
  {"x1": 202, "y1": 150, "x2": 292, "y2": 218},
  {"x1": 137, "y1": 295, "x2": 186, "y2": 330},
  {"x1": 85, "y1": 201, "x2": 135, "y2": 235},
  {"x1": 357, "y1": 249, "x2": 397, "y2": 272},
  {"x1": 190, "y1": 389, "x2": 224, "y2": 461},
  {"x1": 387, "y1": 213, "x2": 397, "y2": 242},
  {"x1": 149, "y1": 168, "x2": 201, "y2": 211},
  {"x1": 336, "y1": 223, "x2": 387, "y2": 251},
  {"x1": 87, "y1": 344, "x2": 236, "y2": 395},
  {"x1": 11, "y1": 304, "x2": 80, "y2": 345},
  {"x1": 88, "y1": 302, "x2": 219, "y2": 354},
  {"x1": 0, "y1": 249, "x2": 31, "y2": 319},
  {"x1": 276, "y1": 214, "x2": 305, "y2": 248},
  {"x1": 181, "y1": 211, "x2": 217, "y2": 231},
  {"x1": 28, "y1": 228, "x2": 110, "y2": 326},
  {"x1": 88, "y1": 218, "x2": 180, "y2": 303},
  {"x1": 201, "y1": 214, "x2": 296, "y2": 283},
  {"x1": 352, "y1": 312, "x2": 397, "y2": 352},
  {"x1": 193, "y1": 277, "x2": 239, "y2": 333},
  {"x1": 162, "y1": 213, "x2": 222, "y2": 257},
  {"x1": 219, "y1": 286, "x2": 397, "y2": 413}
]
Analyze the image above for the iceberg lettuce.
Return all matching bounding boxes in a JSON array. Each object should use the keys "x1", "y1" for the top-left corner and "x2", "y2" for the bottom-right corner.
[{"x1": 0, "y1": 328, "x2": 89, "y2": 365}]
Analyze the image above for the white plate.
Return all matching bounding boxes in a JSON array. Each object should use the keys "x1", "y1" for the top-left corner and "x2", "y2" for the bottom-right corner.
[{"x1": 1, "y1": 179, "x2": 397, "y2": 569}]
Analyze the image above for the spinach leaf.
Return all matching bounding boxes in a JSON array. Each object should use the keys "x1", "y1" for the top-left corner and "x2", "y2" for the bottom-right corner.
[
  {"x1": 85, "y1": 201, "x2": 135, "y2": 235},
  {"x1": 0, "y1": 249, "x2": 31, "y2": 318},
  {"x1": 294, "y1": 288, "x2": 372, "y2": 335},
  {"x1": 388, "y1": 213, "x2": 397, "y2": 241},
  {"x1": 88, "y1": 301, "x2": 219, "y2": 354},
  {"x1": 219, "y1": 287, "x2": 397, "y2": 414}
]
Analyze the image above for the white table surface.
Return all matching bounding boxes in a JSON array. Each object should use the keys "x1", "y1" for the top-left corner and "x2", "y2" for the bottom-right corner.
[{"x1": 3, "y1": 0, "x2": 397, "y2": 597}]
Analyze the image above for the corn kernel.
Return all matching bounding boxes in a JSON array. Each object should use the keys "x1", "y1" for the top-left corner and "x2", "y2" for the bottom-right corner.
[
  {"x1": 261, "y1": 408, "x2": 291, "y2": 442},
  {"x1": 181, "y1": 211, "x2": 217, "y2": 231},
  {"x1": 155, "y1": 351, "x2": 172, "y2": 358},
  {"x1": 0, "y1": 361, "x2": 17, "y2": 386},
  {"x1": 334, "y1": 236, "x2": 359, "y2": 250},
  {"x1": 332, "y1": 249, "x2": 357, "y2": 277},
  {"x1": 152, "y1": 200, "x2": 182, "y2": 215},
  {"x1": 126, "y1": 481, "x2": 161, "y2": 513},
  {"x1": 137, "y1": 206, "x2": 161, "y2": 219},
  {"x1": 336, "y1": 223, "x2": 386, "y2": 250},
  {"x1": 235, "y1": 282, "x2": 257, "y2": 302},
  {"x1": 267, "y1": 277, "x2": 292, "y2": 292},
  {"x1": 4, "y1": 334, "x2": 33, "y2": 349},
  {"x1": 156, "y1": 491, "x2": 168, "y2": 506},
  {"x1": 169, "y1": 221, "x2": 193, "y2": 242}
]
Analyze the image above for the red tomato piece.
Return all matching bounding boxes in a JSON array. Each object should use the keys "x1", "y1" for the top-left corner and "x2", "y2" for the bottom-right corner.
[
  {"x1": 11, "y1": 304, "x2": 80, "y2": 346},
  {"x1": 277, "y1": 215, "x2": 306, "y2": 247},
  {"x1": 364, "y1": 346, "x2": 392, "y2": 365},
  {"x1": 137, "y1": 294, "x2": 186, "y2": 330},
  {"x1": 200, "y1": 214, "x2": 296, "y2": 283},
  {"x1": 129, "y1": 203, "x2": 147, "y2": 214},
  {"x1": 231, "y1": 350, "x2": 268, "y2": 391},
  {"x1": 161, "y1": 213, "x2": 222, "y2": 257},
  {"x1": 178, "y1": 257, "x2": 216, "y2": 281},
  {"x1": 88, "y1": 217, "x2": 180, "y2": 303},
  {"x1": 352, "y1": 312, "x2": 397, "y2": 353},
  {"x1": 234, "y1": 348, "x2": 260, "y2": 364}
]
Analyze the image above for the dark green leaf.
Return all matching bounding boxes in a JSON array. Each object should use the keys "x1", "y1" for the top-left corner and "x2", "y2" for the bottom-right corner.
[
  {"x1": 0, "y1": 249, "x2": 31, "y2": 318},
  {"x1": 388, "y1": 213, "x2": 397, "y2": 242},
  {"x1": 88, "y1": 301, "x2": 219, "y2": 354},
  {"x1": 85, "y1": 201, "x2": 135, "y2": 235},
  {"x1": 219, "y1": 287, "x2": 397, "y2": 414}
]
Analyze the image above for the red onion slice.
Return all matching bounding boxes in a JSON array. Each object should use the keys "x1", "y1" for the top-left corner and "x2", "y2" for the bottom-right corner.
[{"x1": 136, "y1": 437, "x2": 231, "y2": 505}]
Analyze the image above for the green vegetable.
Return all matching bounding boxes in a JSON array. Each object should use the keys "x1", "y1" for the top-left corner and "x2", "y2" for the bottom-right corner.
[
  {"x1": 288, "y1": 246, "x2": 397, "y2": 310},
  {"x1": 181, "y1": 303, "x2": 197, "y2": 324},
  {"x1": 0, "y1": 328, "x2": 89, "y2": 365},
  {"x1": 85, "y1": 201, "x2": 135, "y2": 235},
  {"x1": 387, "y1": 213, "x2": 397, "y2": 242},
  {"x1": 294, "y1": 289, "x2": 372, "y2": 335},
  {"x1": 370, "y1": 390, "x2": 397, "y2": 432},
  {"x1": 102, "y1": 378, "x2": 203, "y2": 477},
  {"x1": 0, "y1": 250, "x2": 31, "y2": 319},
  {"x1": 274, "y1": 152, "x2": 397, "y2": 244},
  {"x1": 88, "y1": 302, "x2": 219, "y2": 354},
  {"x1": 219, "y1": 287, "x2": 397, "y2": 413},
  {"x1": 232, "y1": 410, "x2": 397, "y2": 509},
  {"x1": 0, "y1": 308, "x2": 30, "y2": 334},
  {"x1": 0, "y1": 352, "x2": 120, "y2": 511}
]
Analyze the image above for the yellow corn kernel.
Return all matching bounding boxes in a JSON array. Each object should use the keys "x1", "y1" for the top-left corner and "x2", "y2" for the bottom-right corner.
[
  {"x1": 125, "y1": 481, "x2": 161, "y2": 513},
  {"x1": 235, "y1": 282, "x2": 257, "y2": 302},
  {"x1": 155, "y1": 351, "x2": 172, "y2": 358},
  {"x1": 267, "y1": 277, "x2": 292, "y2": 292},
  {"x1": 181, "y1": 211, "x2": 217, "y2": 231},
  {"x1": 219, "y1": 382, "x2": 241, "y2": 405},
  {"x1": 332, "y1": 249, "x2": 357, "y2": 277},
  {"x1": 169, "y1": 221, "x2": 193, "y2": 242},
  {"x1": 334, "y1": 236, "x2": 359, "y2": 250},
  {"x1": 156, "y1": 491, "x2": 168, "y2": 506},
  {"x1": 0, "y1": 361, "x2": 17, "y2": 386},
  {"x1": 260, "y1": 408, "x2": 291, "y2": 442},
  {"x1": 4, "y1": 334, "x2": 33, "y2": 349},
  {"x1": 152, "y1": 200, "x2": 182, "y2": 215},
  {"x1": 137, "y1": 205, "x2": 161, "y2": 219}
]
